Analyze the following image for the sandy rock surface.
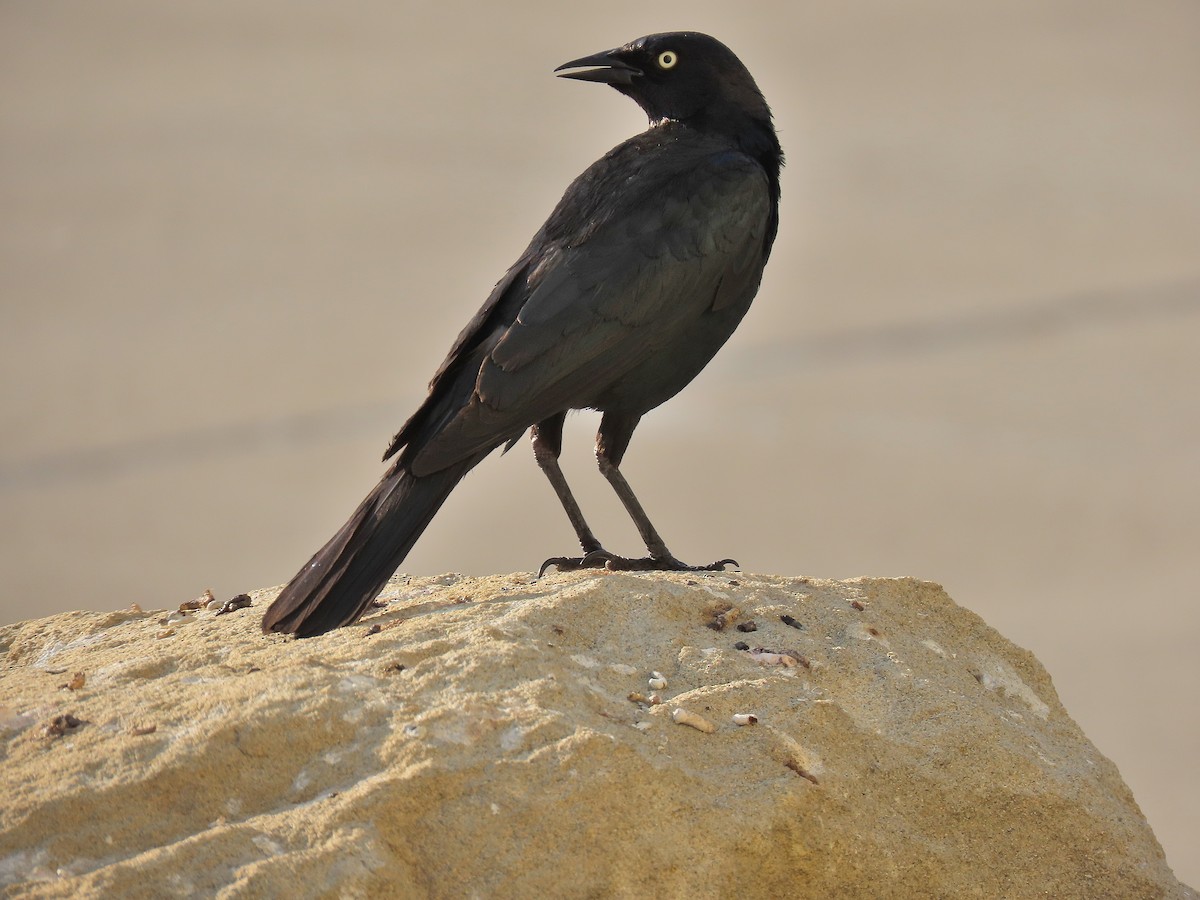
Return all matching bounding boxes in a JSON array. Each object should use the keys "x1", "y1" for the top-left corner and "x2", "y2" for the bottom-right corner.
[{"x1": 0, "y1": 572, "x2": 1192, "y2": 898}]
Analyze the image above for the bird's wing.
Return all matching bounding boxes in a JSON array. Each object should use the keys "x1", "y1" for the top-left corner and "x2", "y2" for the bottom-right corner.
[{"x1": 408, "y1": 146, "x2": 771, "y2": 475}]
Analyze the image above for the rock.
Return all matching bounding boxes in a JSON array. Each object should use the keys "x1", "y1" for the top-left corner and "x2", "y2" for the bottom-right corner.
[{"x1": 0, "y1": 573, "x2": 1192, "y2": 898}]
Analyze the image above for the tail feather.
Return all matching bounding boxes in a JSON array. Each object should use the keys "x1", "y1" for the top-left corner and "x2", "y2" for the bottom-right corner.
[{"x1": 262, "y1": 456, "x2": 480, "y2": 637}]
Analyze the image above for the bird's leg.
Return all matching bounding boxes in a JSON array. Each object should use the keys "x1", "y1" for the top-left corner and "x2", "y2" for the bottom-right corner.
[
  {"x1": 595, "y1": 439, "x2": 738, "y2": 573},
  {"x1": 544, "y1": 412, "x2": 737, "y2": 574},
  {"x1": 532, "y1": 413, "x2": 615, "y2": 576}
]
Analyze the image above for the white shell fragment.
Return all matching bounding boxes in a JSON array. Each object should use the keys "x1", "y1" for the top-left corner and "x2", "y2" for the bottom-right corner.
[
  {"x1": 671, "y1": 708, "x2": 716, "y2": 734},
  {"x1": 648, "y1": 674, "x2": 667, "y2": 690},
  {"x1": 732, "y1": 713, "x2": 758, "y2": 726},
  {"x1": 749, "y1": 649, "x2": 799, "y2": 667}
]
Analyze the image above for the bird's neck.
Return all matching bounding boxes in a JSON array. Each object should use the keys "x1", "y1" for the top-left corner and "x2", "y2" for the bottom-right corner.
[
  {"x1": 735, "y1": 117, "x2": 784, "y2": 195},
  {"x1": 655, "y1": 108, "x2": 782, "y2": 192}
]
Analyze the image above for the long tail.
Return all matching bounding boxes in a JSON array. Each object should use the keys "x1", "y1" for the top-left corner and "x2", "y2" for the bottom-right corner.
[{"x1": 262, "y1": 455, "x2": 481, "y2": 638}]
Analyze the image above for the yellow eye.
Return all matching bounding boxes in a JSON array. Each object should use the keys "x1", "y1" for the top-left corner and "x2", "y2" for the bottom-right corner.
[{"x1": 657, "y1": 50, "x2": 678, "y2": 70}]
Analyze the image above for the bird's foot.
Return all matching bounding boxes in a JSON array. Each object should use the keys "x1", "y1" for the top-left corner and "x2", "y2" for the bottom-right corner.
[
  {"x1": 539, "y1": 549, "x2": 738, "y2": 577},
  {"x1": 613, "y1": 554, "x2": 740, "y2": 573}
]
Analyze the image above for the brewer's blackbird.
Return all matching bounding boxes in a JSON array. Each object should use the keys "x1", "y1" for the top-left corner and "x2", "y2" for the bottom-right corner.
[{"x1": 263, "y1": 32, "x2": 783, "y2": 637}]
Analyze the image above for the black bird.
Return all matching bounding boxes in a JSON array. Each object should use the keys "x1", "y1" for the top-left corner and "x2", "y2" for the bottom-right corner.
[{"x1": 263, "y1": 32, "x2": 783, "y2": 637}]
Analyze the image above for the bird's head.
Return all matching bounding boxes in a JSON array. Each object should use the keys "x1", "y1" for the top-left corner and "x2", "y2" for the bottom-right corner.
[{"x1": 556, "y1": 32, "x2": 774, "y2": 135}]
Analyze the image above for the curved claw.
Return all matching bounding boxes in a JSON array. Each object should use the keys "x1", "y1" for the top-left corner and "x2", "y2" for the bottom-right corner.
[
  {"x1": 537, "y1": 548, "x2": 617, "y2": 578},
  {"x1": 537, "y1": 557, "x2": 572, "y2": 578}
]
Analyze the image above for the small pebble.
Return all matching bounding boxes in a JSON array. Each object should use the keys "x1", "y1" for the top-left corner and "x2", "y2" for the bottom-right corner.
[
  {"x1": 61, "y1": 672, "x2": 86, "y2": 692},
  {"x1": 648, "y1": 673, "x2": 667, "y2": 690},
  {"x1": 736, "y1": 621, "x2": 757, "y2": 633},
  {"x1": 215, "y1": 594, "x2": 252, "y2": 616},
  {"x1": 671, "y1": 708, "x2": 716, "y2": 734},
  {"x1": 628, "y1": 691, "x2": 662, "y2": 706},
  {"x1": 781, "y1": 615, "x2": 803, "y2": 630},
  {"x1": 44, "y1": 714, "x2": 83, "y2": 737},
  {"x1": 732, "y1": 713, "x2": 758, "y2": 726},
  {"x1": 706, "y1": 603, "x2": 737, "y2": 631},
  {"x1": 181, "y1": 589, "x2": 214, "y2": 612}
]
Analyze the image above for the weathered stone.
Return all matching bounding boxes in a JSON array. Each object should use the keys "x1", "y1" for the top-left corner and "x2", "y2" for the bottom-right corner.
[{"x1": 1, "y1": 573, "x2": 1191, "y2": 898}]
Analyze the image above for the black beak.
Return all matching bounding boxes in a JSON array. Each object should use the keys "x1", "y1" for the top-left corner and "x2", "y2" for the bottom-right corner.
[{"x1": 555, "y1": 49, "x2": 642, "y2": 86}]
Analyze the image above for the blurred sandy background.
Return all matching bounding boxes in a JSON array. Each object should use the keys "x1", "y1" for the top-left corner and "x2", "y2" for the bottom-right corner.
[{"x1": 3, "y1": 0, "x2": 1197, "y2": 884}]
